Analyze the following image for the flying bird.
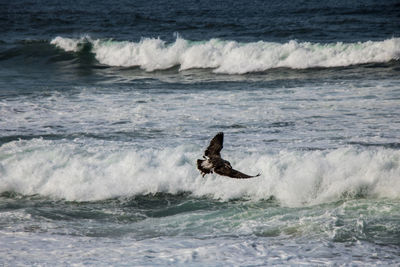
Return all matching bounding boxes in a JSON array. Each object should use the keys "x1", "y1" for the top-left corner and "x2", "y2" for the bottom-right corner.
[{"x1": 197, "y1": 132, "x2": 260, "y2": 179}]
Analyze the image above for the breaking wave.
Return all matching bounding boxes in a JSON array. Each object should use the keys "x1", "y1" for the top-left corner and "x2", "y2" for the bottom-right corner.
[
  {"x1": 50, "y1": 36, "x2": 400, "y2": 74},
  {"x1": 1, "y1": 139, "x2": 400, "y2": 206}
]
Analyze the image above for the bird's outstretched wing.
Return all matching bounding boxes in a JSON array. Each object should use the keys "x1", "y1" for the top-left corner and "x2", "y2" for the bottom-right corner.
[
  {"x1": 214, "y1": 165, "x2": 260, "y2": 179},
  {"x1": 204, "y1": 132, "x2": 224, "y2": 157}
]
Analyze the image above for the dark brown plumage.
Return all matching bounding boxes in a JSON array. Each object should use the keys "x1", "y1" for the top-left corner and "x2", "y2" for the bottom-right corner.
[{"x1": 197, "y1": 132, "x2": 260, "y2": 179}]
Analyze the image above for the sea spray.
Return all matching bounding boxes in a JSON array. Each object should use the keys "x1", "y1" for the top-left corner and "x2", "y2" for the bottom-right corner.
[{"x1": 51, "y1": 36, "x2": 400, "y2": 74}]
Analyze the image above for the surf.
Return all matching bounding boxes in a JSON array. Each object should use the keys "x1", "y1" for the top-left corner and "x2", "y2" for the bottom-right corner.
[
  {"x1": 1, "y1": 138, "x2": 400, "y2": 206},
  {"x1": 50, "y1": 36, "x2": 400, "y2": 74}
]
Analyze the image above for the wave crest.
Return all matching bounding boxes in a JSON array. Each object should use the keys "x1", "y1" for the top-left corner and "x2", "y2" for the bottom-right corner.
[{"x1": 51, "y1": 36, "x2": 400, "y2": 74}]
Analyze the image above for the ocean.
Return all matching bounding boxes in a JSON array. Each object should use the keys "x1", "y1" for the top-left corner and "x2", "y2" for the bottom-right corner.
[{"x1": 1, "y1": 0, "x2": 400, "y2": 265}]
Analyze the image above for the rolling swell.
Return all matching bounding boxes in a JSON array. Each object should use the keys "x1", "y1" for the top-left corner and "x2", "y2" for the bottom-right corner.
[
  {"x1": 0, "y1": 39, "x2": 98, "y2": 67},
  {"x1": 50, "y1": 36, "x2": 400, "y2": 74},
  {"x1": 1, "y1": 37, "x2": 399, "y2": 81}
]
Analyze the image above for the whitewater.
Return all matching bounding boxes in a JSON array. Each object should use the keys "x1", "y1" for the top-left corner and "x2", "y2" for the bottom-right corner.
[{"x1": 1, "y1": 138, "x2": 400, "y2": 206}]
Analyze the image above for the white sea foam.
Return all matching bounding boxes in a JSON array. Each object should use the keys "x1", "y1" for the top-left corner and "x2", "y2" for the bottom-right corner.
[
  {"x1": 50, "y1": 36, "x2": 83, "y2": 52},
  {"x1": 51, "y1": 36, "x2": 400, "y2": 74},
  {"x1": 1, "y1": 139, "x2": 399, "y2": 206}
]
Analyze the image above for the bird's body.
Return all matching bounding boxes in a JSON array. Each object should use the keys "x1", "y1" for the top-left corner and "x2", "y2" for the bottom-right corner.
[{"x1": 197, "y1": 132, "x2": 260, "y2": 179}]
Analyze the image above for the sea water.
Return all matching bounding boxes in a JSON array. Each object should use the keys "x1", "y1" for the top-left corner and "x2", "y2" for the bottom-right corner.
[{"x1": 1, "y1": 0, "x2": 400, "y2": 265}]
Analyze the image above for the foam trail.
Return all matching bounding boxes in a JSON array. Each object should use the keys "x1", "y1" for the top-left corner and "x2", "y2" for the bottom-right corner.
[
  {"x1": 51, "y1": 36, "x2": 400, "y2": 74},
  {"x1": 1, "y1": 139, "x2": 400, "y2": 206}
]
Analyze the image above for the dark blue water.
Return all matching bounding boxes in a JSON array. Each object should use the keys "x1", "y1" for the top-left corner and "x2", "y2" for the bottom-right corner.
[
  {"x1": 1, "y1": 1, "x2": 400, "y2": 265},
  {"x1": 2, "y1": 0, "x2": 399, "y2": 42}
]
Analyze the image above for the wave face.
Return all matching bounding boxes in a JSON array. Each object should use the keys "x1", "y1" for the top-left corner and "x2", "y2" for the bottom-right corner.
[
  {"x1": 1, "y1": 139, "x2": 399, "y2": 206},
  {"x1": 51, "y1": 36, "x2": 400, "y2": 74}
]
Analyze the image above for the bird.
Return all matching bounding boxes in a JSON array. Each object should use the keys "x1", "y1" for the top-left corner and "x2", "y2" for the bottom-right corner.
[{"x1": 197, "y1": 132, "x2": 260, "y2": 179}]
